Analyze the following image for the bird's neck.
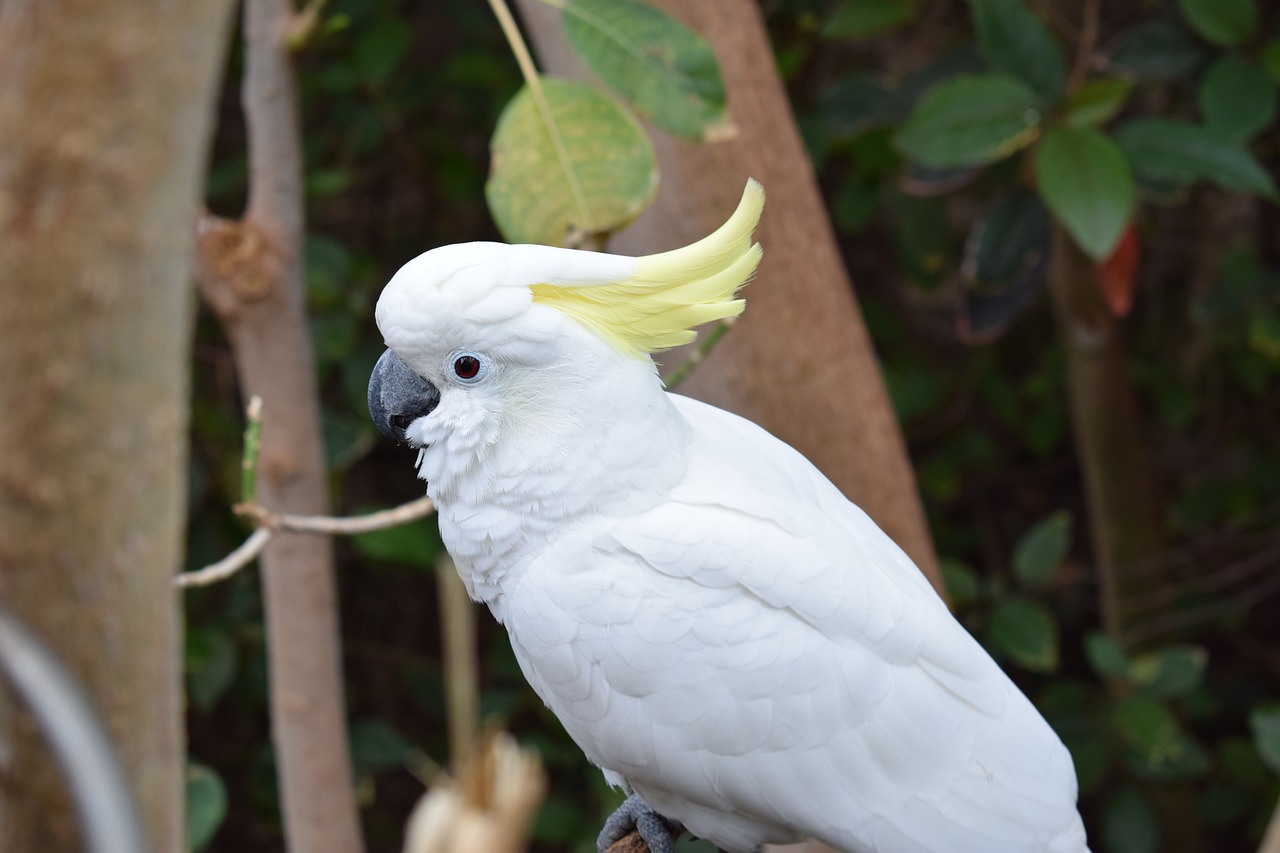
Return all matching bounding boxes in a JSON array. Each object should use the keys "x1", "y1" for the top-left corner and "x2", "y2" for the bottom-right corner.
[{"x1": 431, "y1": 352, "x2": 689, "y2": 609}]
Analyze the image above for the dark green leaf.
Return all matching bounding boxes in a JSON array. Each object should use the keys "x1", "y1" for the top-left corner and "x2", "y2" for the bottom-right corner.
[
  {"x1": 355, "y1": 17, "x2": 412, "y2": 86},
  {"x1": 987, "y1": 597, "x2": 1059, "y2": 671},
  {"x1": 187, "y1": 763, "x2": 228, "y2": 853},
  {"x1": 1111, "y1": 19, "x2": 1205, "y2": 81},
  {"x1": 1064, "y1": 77, "x2": 1134, "y2": 128},
  {"x1": 969, "y1": 0, "x2": 1065, "y2": 101},
  {"x1": 185, "y1": 626, "x2": 238, "y2": 713},
  {"x1": 822, "y1": 0, "x2": 919, "y2": 39},
  {"x1": 896, "y1": 74, "x2": 1042, "y2": 168},
  {"x1": 1034, "y1": 126, "x2": 1134, "y2": 259},
  {"x1": 1114, "y1": 118, "x2": 1277, "y2": 197},
  {"x1": 1178, "y1": 0, "x2": 1257, "y2": 46},
  {"x1": 1264, "y1": 40, "x2": 1280, "y2": 83},
  {"x1": 1103, "y1": 786, "x2": 1159, "y2": 853},
  {"x1": 817, "y1": 74, "x2": 898, "y2": 137},
  {"x1": 351, "y1": 515, "x2": 441, "y2": 567},
  {"x1": 1064, "y1": 731, "x2": 1112, "y2": 794},
  {"x1": 1199, "y1": 781, "x2": 1254, "y2": 827},
  {"x1": 940, "y1": 558, "x2": 982, "y2": 606},
  {"x1": 1114, "y1": 696, "x2": 1211, "y2": 779},
  {"x1": 322, "y1": 408, "x2": 374, "y2": 472},
  {"x1": 305, "y1": 234, "x2": 354, "y2": 307},
  {"x1": 960, "y1": 189, "x2": 1050, "y2": 340},
  {"x1": 1248, "y1": 312, "x2": 1280, "y2": 359},
  {"x1": 972, "y1": 189, "x2": 1049, "y2": 285},
  {"x1": 1084, "y1": 631, "x2": 1130, "y2": 678},
  {"x1": 560, "y1": 0, "x2": 728, "y2": 141},
  {"x1": 1200, "y1": 55, "x2": 1278, "y2": 143},
  {"x1": 1221, "y1": 736, "x2": 1273, "y2": 784},
  {"x1": 1129, "y1": 645, "x2": 1208, "y2": 698},
  {"x1": 487, "y1": 77, "x2": 658, "y2": 245},
  {"x1": 884, "y1": 363, "x2": 950, "y2": 422},
  {"x1": 1250, "y1": 705, "x2": 1280, "y2": 774},
  {"x1": 350, "y1": 720, "x2": 414, "y2": 772},
  {"x1": 1012, "y1": 510, "x2": 1072, "y2": 585}
]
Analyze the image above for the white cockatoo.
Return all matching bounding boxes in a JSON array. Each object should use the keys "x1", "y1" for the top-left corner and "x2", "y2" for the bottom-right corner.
[{"x1": 368, "y1": 181, "x2": 1090, "y2": 853}]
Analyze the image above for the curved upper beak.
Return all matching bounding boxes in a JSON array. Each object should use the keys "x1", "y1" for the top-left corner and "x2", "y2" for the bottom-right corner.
[{"x1": 368, "y1": 349, "x2": 440, "y2": 442}]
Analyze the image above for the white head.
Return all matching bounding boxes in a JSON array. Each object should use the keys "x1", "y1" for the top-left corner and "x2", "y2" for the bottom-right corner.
[{"x1": 368, "y1": 181, "x2": 765, "y2": 503}]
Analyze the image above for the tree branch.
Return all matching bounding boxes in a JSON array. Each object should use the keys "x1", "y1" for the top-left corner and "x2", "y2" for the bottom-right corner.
[{"x1": 191, "y1": 1, "x2": 365, "y2": 850}]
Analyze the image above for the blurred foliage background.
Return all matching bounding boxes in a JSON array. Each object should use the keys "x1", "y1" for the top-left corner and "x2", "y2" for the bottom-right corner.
[{"x1": 184, "y1": 1, "x2": 1280, "y2": 852}]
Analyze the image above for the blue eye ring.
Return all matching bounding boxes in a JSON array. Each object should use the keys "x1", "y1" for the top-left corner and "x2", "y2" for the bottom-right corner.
[{"x1": 450, "y1": 351, "x2": 486, "y2": 383}]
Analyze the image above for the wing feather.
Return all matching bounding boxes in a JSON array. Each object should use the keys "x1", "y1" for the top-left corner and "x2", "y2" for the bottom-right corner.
[{"x1": 503, "y1": 395, "x2": 1086, "y2": 852}]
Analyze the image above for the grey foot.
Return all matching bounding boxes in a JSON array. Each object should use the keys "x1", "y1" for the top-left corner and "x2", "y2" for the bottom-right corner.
[{"x1": 598, "y1": 794, "x2": 681, "y2": 853}]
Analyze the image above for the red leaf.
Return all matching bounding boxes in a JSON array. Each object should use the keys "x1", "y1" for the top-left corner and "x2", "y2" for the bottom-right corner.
[{"x1": 1097, "y1": 223, "x2": 1139, "y2": 317}]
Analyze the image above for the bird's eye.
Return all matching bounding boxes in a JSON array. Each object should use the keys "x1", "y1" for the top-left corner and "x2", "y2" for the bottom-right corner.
[{"x1": 453, "y1": 354, "x2": 483, "y2": 381}]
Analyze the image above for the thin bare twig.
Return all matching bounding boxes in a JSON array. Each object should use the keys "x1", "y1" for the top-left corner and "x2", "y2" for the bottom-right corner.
[
  {"x1": 174, "y1": 497, "x2": 436, "y2": 588},
  {"x1": 175, "y1": 529, "x2": 273, "y2": 589},
  {"x1": 240, "y1": 495, "x2": 436, "y2": 534}
]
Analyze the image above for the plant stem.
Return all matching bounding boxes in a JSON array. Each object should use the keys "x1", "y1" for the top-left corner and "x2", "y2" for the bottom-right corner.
[
  {"x1": 241, "y1": 395, "x2": 264, "y2": 505},
  {"x1": 486, "y1": 0, "x2": 591, "y2": 234}
]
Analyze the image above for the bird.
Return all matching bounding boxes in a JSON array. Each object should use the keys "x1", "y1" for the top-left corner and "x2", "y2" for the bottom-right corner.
[{"x1": 367, "y1": 180, "x2": 1090, "y2": 853}]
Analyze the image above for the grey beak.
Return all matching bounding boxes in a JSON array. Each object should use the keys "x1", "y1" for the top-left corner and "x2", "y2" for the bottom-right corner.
[{"x1": 368, "y1": 349, "x2": 441, "y2": 442}]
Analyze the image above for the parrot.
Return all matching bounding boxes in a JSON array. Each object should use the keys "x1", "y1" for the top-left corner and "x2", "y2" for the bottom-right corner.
[{"x1": 367, "y1": 180, "x2": 1090, "y2": 853}]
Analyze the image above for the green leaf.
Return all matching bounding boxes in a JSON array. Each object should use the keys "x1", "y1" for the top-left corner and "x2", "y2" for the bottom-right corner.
[
  {"x1": 1178, "y1": 0, "x2": 1257, "y2": 46},
  {"x1": 1064, "y1": 77, "x2": 1134, "y2": 128},
  {"x1": 1199, "y1": 55, "x2": 1277, "y2": 143},
  {"x1": 940, "y1": 558, "x2": 982, "y2": 606},
  {"x1": 895, "y1": 74, "x2": 1042, "y2": 168},
  {"x1": 1114, "y1": 696, "x2": 1211, "y2": 779},
  {"x1": 351, "y1": 515, "x2": 442, "y2": 568},
  {"x1": 1064, "y1": 731, "x2": 1112, "y2": 794},
  {"x1": 186, "y1": 762, "x2": 228, "y2": 853},
  {"x1": 1114, "y1": 118, "x2": 1277, "y2": 198},
  {"x1": 971, "y1": 188, "x2": 1050, "y2": 285},
  {"x1": 1250, "y1": 705, "x2": 1280, "y2": 774},
  {"x1": 560, "y1": 0, "x2": 728, "y2": 141},
  {"x1": 355, "y1": 17, "x2": 412, "y2": 86},
  {"x1": 1248, "y1": 312, "x2": 1280, "y2": 359},
  {"x1": 969, "y1": 0, "x2": 1065, "y2": 101},
  {"x1": 1084, "y1": 631, "x2": 1130, "y2": 678},
  {"x1": 817, "y1": 74, "x2": 899, "y2": 138},
  {"x1": 1264, "y1": 40, "x2": 1280, "y2": 83},
  {"x1": 185, "y1": 626, "x2": 239, "y2": 713},
  {"x1": 349, "y1": 719, "x2": 414, "y2": 772},
  {"x1": 1112, "y1": 19, "x2": 1205, "y2": 81},
  {"x1": 487, "y1": 77, "x2": 658, "y2": 246},
  {"x1": 822, "y1": 0, "x2": 919, "y2": 39},
  {"x1": 1012, "y1": 510, "x2": 1071, "y2": 585},
  {"x1": 1034, "y1": 127, "x2": 1134, "y2": 259},
  {"x1": 987, "y1": 597, "x2": 1059, "y2": 671},
  {"x1": 1129, "y1": 645, "x2": 1208, "y2": 698},
  {"x1": 1103, "y1": 786, "x2": 1159, "y2": 853}
]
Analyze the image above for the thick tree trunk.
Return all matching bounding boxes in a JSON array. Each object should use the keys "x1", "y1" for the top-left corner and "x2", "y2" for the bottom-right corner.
[
  {"x1": 194, "y1": 2, "x2": 365, "y2": 851},
  {"x1": 514, "y1": 0, "x2": 943, "y2": 593},
  {"x1": 0, "y1": 2, "x2": 233, "y2": 851}
]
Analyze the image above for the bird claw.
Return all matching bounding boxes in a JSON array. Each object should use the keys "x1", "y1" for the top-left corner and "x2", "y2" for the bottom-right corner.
[{"x1": 597, "y1": 794, "x2": 681, "y2": 853}]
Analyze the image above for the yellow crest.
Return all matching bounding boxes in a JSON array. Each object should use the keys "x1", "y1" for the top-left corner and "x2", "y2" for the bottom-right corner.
[{"x1": 530, "y1": 180, "x2": 765, "y2": 360}]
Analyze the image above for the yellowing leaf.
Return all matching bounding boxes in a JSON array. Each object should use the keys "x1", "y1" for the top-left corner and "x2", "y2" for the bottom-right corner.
[{"x1": 487, "y1": 77, "x2": 658, "y2": 246}]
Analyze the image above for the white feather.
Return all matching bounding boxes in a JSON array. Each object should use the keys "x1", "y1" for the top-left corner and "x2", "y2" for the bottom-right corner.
[{"x1": 374, "y1": 222, "x2": 1090, "y2": 853}]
